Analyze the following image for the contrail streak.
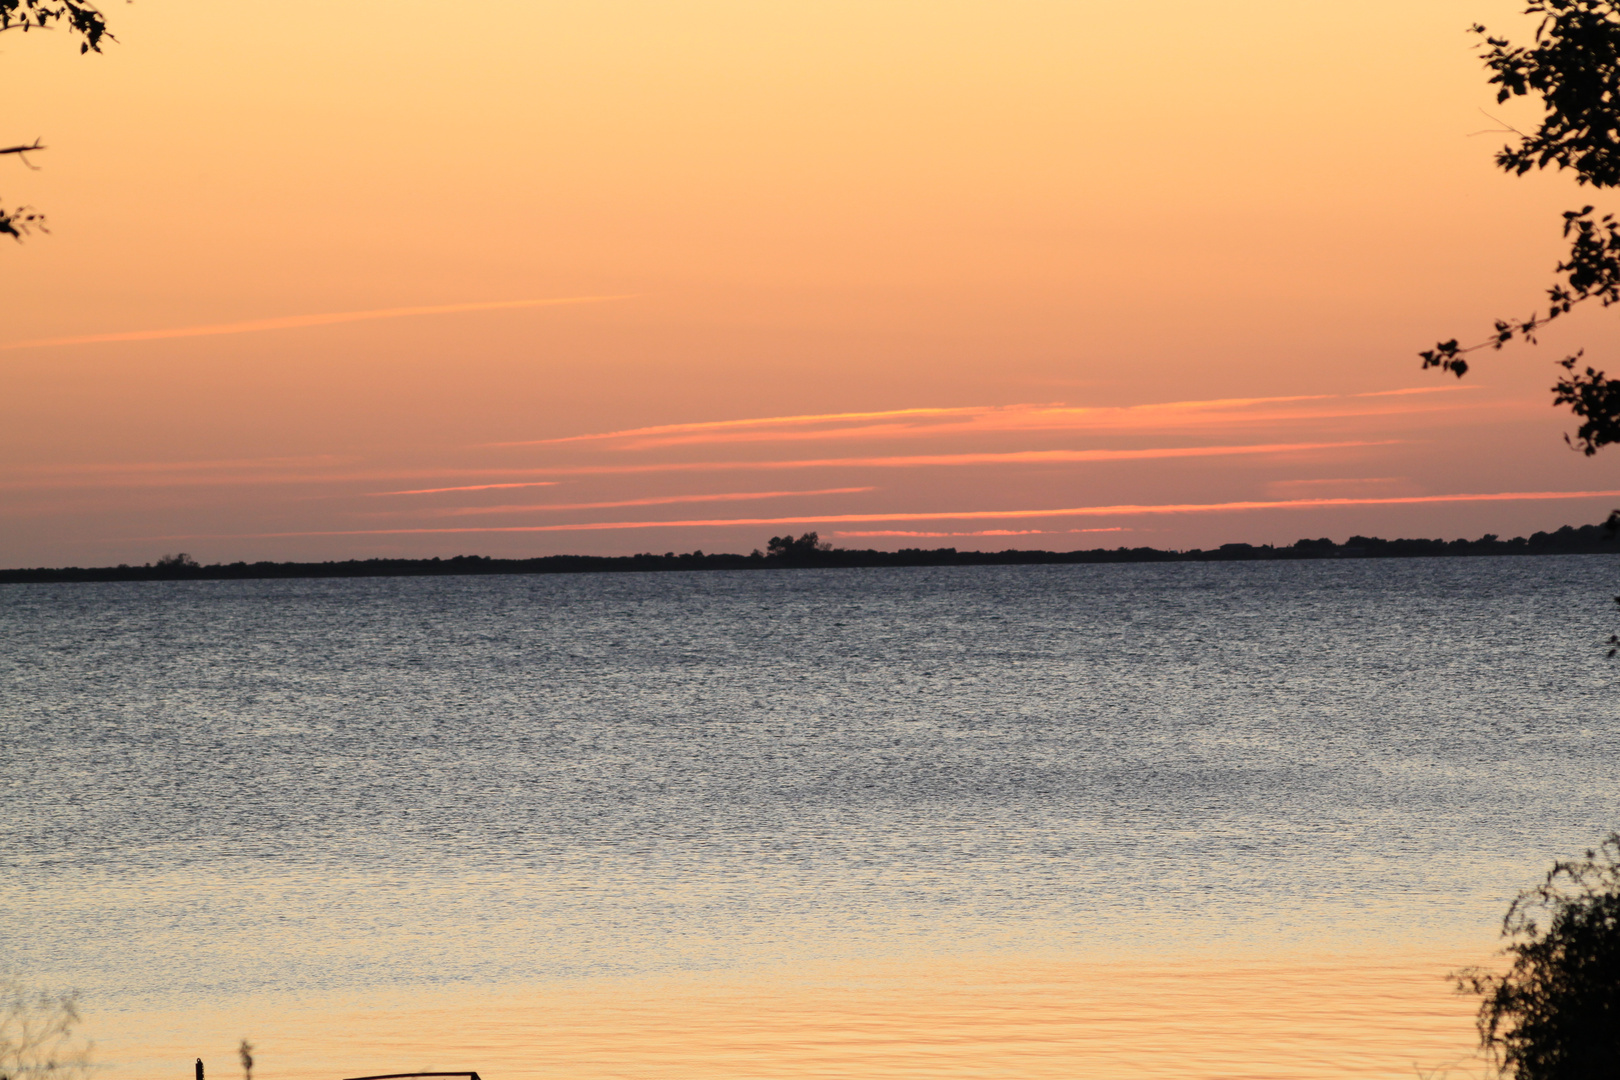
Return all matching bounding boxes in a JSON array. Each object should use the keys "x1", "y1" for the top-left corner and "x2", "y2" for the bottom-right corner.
[{"x1": 0, "y1": 296, "x2": 631, "y2": 351}]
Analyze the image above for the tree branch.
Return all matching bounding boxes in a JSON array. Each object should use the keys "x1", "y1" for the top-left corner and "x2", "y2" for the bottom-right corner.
[
  {"x1": 0, "y1": 138, "x2": 47, "y2": 169},
  {"x1": 1422, "y1": 205, "x2": 1620, "y2": 380}
]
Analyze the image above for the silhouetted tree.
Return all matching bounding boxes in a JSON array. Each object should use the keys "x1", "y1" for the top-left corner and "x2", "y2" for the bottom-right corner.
[
  {"x1": 1, "y1": 1, "x2": 114, "y2": 240},
  {"x1": 766, "y1": 532, "x2": 831, "y2": 560},
  {"x1": 1455, "y1": 834, "x2": 1620, "y2": 1078},
  {"x1": 1423, "y1": 1, "x2": 1620, "y2": 455}
]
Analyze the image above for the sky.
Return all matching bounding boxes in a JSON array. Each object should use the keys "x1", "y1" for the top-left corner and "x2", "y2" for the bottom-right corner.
[{"x1": 4, "y1": 0, "x2": 1620, "y2": 564}]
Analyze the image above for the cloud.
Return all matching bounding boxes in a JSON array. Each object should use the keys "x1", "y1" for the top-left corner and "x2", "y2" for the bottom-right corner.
[
  {"x1": 834, "y1": 528, "x2": 1126, "y2": 538},
  {"x1": 499, "y1": 405, "x2": 994, "y2": 446},
  {"x1": 0, "y1": 296, "x2": 629, "y2": 352},
  {"x1": 413, "y1": 487, "x2": 875, "y2": 517},
  {"x1": 494, "y1": 392, "x2": 1495, "y2": 452},
  {"x1": 710, "y1": 441, "x2": 1393, "y2": 471},
  {"x1": 1354, "y1": 386, "x2": 1481, "y2": 398},
  {"x1": 523, "y1": 397, "x2": 1342, "y2": 451},
  {"x1": 160, "y1": 488, "x2": 1620, "y2": 539},
  {"x1": 374, "y1": 481, "x2": 562, "y2": 496},
  {"x1": 0, "y1": 440, "x2": 1374, "y2": 495},
  {"x1": 365, "y1": 441, "x2": 1392, "y2": 491}
]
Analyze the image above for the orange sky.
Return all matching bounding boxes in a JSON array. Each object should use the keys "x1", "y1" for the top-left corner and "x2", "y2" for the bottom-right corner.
[{"x1": 4, "y1": 0, "x2": 1620, "y2": 563}]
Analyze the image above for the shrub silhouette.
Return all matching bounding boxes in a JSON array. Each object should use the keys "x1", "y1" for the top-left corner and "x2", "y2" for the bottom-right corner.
[
  {"x1": 1456, "y1": 833, "x2": 1620, "y2": 1078},
  {"x1": 0, "y1": 978, "x2": 92, "y2": 1080}
]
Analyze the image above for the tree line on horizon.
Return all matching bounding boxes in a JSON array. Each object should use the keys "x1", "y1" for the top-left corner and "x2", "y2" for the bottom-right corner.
[{"x1": 5, "y1": 522, "x2": 1620, "y2": 583}]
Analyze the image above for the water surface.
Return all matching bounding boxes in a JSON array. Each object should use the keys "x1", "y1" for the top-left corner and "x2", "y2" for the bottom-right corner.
[{"x1": 4, "y1": 558, "x2": 1617, "y2": 1075}]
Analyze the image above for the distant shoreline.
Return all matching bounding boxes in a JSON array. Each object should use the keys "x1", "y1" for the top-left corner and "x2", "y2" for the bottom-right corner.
[{"x1": 5, "y1": 521, "x2": 1620, "y2": 584}]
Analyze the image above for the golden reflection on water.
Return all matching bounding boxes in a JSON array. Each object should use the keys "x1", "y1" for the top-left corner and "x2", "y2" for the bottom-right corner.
[{"x1": 98, "y1": 951, "x2": 1489, "y2": 1080}]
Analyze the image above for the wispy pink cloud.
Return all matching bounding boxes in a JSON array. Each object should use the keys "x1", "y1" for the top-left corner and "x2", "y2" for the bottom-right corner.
[
  {"x1": 834, "y1": 528, "x2": 1126, "y2": 538},
  {"x1": 0, "y1": 440, "x2": 1390, "y2": 498},
  {"x1": 0, "y1": 296, "x2": 629, "y2": 352},
  {"x1": 1354, "y1": 386, "x2": 1481, "y2": 398},
  {"x1": 605, "y1": 440, "x2": 1396, "y2": 467},
  {"x1": 495, "y1": 391, "x2": 1492, "y2": 452},
  {"x1": 374, "y1": 481, "x2": 562, "y2": 496},
  {"x1": 364, "y1": 440, "x2": 1391, "y2": 494},
  {"x1": 414, "y1": 487, "x2": 874, "y2": 517},
  {"x1": 498, "y1": 405, "x2": 997, "y2": 447},
  {"x1": 155, "y1": 488, "x2": 1620, "y2": 540},
  {"x1": 525, "y1": 397, "x2": 1338, "y2": 451}
]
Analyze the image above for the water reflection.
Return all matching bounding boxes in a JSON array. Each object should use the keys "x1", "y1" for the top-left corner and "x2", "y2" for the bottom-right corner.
[{"x1": 96, "y1": 952, "x2": 1486, "y2": 1080}]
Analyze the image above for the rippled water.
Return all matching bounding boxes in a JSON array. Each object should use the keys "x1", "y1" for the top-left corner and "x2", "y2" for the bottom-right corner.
[{"x1": 4, "y1": 558, "x2": 1618, "y2": 1076}]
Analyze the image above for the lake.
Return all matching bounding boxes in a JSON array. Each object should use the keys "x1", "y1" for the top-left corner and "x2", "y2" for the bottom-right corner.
[{"x1": 5, "y1": 557, "x2": 1618, "y2": 1078}]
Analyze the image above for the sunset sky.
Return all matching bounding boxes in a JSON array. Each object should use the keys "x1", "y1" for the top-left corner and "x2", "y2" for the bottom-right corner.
[{"x1": 5, "y1": 0, "x2": 1620, "y2": 564}]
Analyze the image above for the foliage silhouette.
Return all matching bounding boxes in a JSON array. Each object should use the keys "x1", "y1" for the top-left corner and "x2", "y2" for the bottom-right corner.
[
  {"x1": 765, "y1": 532, "x2": 832, "y2": 561},
  {"x1": 1, "y1": 1, "x2": 114, "y2": 240},
  {"x1": 0, "y1": 977, "x2": 92, "y2": 1080},
  {"x1": 6, "y1": 522, "x2": 1620, "y2": 583},
  {"x1": 0, "y1": 1, "x2": 110, "y2": 51},
  {"x1": 1427, "y1": 2, "x2": 1620, "y2": 648},
  {"x1": 1422, "y1": 1, "x2": 1620, "y2": 455},
  {"x1": 1454, "y1": 834, "x2": 1620, "y2": 1078}
]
